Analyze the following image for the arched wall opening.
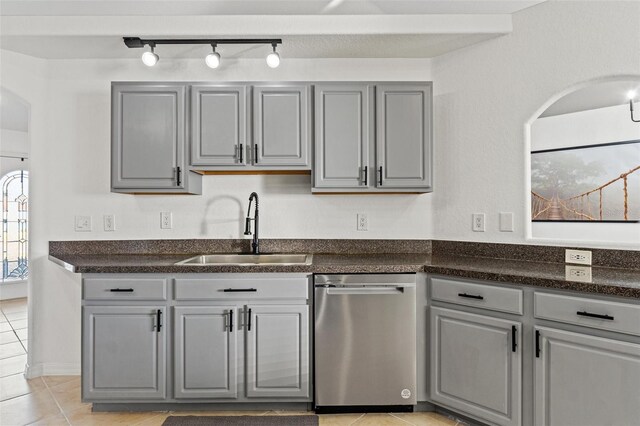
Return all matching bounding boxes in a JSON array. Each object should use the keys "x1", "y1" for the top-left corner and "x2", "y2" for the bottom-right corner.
[{"x1": 524, "y1": 75, "x2": 640, "y2": 248}]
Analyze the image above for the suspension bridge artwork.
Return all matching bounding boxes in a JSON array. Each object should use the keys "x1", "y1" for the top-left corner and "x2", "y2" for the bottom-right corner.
[{"x1": 531, "y1": 140, "x2": 640, "y2": 222}]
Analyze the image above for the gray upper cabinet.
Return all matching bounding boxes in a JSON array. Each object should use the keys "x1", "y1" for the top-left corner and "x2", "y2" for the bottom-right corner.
[
  {"x1": 314, "y1": 84, "x2": 372, "y2": 189},
  {"x1": 245, "y1": 305, "x2": 310, "y2": 399},
  {"x1": 430, "y1": 306, "x2": 521, "y2": 426},
  {"x1": 313, "y1": 82, "x2": 432, "y2": 193},
  {"x1": 191, "y1": 85, "x2": 247, "y2": 167},
  {"x1": 253, "y1": 85, "x2": 310, "y2": 168},
  {"x1": 82, "y1": 305, "x2": 166, "y2": 401},
  {"x1": 111, "y1": 83, "x2": 201, "y2": 194},
  {"x1": 376, "y1": 83, "x2": 432, "y2": 190},
  {"x1": 534, "y1": 327, "x2": 640, "y2": 426},
  {"x1": 174, "y1": 306, "x2": 239, "y2": 400}
]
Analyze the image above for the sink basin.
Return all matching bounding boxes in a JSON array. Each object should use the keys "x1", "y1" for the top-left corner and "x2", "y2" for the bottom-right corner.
[{"x1": 176, "y1": 253, "x2": 313, "y2": 266}]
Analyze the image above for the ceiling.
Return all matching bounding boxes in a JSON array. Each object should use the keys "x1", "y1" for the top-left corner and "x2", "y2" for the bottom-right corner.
[
  {"x1": 540, "y1": 80, "x2": 640, "y2": 118},
  {"x1": 0, "y1": 0, "x2": 546, "y2": 16},
  {"x1": 0, "y1": 34, "x2": 500, "y2": 59},
  {"x1": 0, "y1": 0, "x2": 546, "y2": 60}
]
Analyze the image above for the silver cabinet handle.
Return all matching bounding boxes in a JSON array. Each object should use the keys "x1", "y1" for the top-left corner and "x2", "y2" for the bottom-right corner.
[
  {"x1": 362, "y1": 166, "x2": 368, "y2": 186},
  {"x1": 378, "y1": 166, "x2": 383, "y2": 186}
]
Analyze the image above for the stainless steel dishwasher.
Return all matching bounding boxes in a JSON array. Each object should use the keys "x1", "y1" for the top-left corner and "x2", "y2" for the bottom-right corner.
[{"x1": 314, "y1": 274, "x2": 417, "y2": 413}]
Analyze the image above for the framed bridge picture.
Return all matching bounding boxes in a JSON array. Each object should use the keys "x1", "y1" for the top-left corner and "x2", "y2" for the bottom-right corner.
[{"x1": 531, "y1": 139, "x2": 640, "y2": 222}]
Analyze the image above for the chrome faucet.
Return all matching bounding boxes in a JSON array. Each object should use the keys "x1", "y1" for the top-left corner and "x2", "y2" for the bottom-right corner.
[{"x1": 243, "y1": 192, "x2": 260, "y2": 254}]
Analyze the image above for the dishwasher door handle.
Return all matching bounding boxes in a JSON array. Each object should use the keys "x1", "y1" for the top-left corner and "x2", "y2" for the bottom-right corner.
[{"x1": 325, "y1": 286, "x2": 408, "y2": 295}]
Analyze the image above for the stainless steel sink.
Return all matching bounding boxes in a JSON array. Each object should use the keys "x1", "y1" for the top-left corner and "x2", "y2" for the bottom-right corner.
[{"x1": 176, "y1": 253, "x2": 313, "y2": 266}]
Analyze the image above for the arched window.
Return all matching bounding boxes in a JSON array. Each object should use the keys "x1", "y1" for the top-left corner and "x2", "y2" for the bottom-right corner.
[{"x1": 1, "y1": 170, "x2": 28, "y2": 282}]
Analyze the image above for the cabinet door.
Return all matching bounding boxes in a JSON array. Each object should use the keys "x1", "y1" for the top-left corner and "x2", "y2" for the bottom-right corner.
[
  {"x1": 112, "y1": 84, "x2": 186, "y2": 189},
  {"x1": 376, "y1": 83, "x2": 432, "y2": 190},
  {"x1": 430, "y1": 307, "x2": 521, "y2": 426},
  {"x1": 534, "y1": 327, "x2": 640, "y2": 426},
  {"x1": 191, "y1": 85, "x2": 247, "y2": 166},
  {"x1": 174, "y1": 306, "x2": 239, "y2": 399},
  {"x1": 314, "y1": 84, "x2": 371, "y2": 189},
  {"x1": 252, "y1": 85, "x2": 310, "y2": 167},
  {"x1": 82, "y1": 306, "x2": 166, "y2": 400},
  {"x1": 245, "y1": 305, "x2": 310, "y2": 399}
]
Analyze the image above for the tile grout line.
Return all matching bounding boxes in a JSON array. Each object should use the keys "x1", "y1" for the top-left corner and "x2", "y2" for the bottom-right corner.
[
  {"x1": 348, "y1": 413, "x2": 366, "y2": 425},
  {"x1": 388, "y1": 413, "x2": 417, "y2": 425},
  {"x1": 41, "y1": 378, "x2": 73, "y2": 426}
]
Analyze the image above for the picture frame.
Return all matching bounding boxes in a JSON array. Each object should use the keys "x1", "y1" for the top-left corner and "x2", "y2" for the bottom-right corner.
[{"x1": 531, "y1": 139, "x2": 640, "y2": 222}]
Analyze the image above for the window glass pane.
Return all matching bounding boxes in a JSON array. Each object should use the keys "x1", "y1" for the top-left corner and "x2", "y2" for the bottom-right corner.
[{"x1": 1, "y1": 170, "x2": 29, "y2": 282}]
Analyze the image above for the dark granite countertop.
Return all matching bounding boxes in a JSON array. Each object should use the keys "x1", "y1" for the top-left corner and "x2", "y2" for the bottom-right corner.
[{"x1": 48, "y1": 251, "x2": 640, "y2": 299}]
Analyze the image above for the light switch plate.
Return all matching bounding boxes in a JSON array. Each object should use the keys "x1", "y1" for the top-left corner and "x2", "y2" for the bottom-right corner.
[
  {"x1": 499, "y1": 212, "x2": 514, "y2": 232},
  {"x1": 74, "y1": 215, "x2": 92, "y2": 232}
]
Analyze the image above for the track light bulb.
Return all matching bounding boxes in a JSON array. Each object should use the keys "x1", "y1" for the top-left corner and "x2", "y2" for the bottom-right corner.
[
  {"x1": 141, "y1": 46, "x2": 158, "y2": 67},
  {"x1": 627, "y1": 90, "x2": 637, "y2": 100},
  {"x1": 205, "y1": 48, "x2": 221, "y2": 69},
  {"x1": 266, "y1": 45, "x2": 280, "y2": 68}
]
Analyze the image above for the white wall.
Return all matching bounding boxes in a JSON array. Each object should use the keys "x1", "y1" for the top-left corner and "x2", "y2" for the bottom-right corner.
[
  {"x1": 19, "y1": 55, "x2": 435, "y2": 375},
  {"x1": 0, "y1": 50, "x2": 48, "y2": 373},
  {"x1": 431, "y1": 0, "x2": 640, "y2": 249}
]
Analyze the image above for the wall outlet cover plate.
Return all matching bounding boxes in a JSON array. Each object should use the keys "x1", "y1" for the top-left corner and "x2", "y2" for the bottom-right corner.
[
  {"x1": 565, "y1": 265, "x2": 592, "y2": 283},
  {"x1": 565, "y1": 249, "x2": 592, "y2": 265},
  {"x1": 472, "y1": 213, "x2": 485, "y2": 232}
]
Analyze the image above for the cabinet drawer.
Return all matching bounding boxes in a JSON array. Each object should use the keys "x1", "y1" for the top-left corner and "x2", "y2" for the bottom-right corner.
[
  {"x1": 430, "y1": 277, "x2": 523, "y2": 315},
  {"x1": 174, "y1": 277, "x2": 308, "y2": 300},
  {"x1": 534, "y1": 292, "x2": 640, "y2": 336},
  {"x1": 83, "y1": 278, "x2": 167, "y2": 301}
]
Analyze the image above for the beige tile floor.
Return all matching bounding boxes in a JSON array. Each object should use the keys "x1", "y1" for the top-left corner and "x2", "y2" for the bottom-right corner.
[{"x1": 0, "y1": 298, "x2": 464, "y2": 426}]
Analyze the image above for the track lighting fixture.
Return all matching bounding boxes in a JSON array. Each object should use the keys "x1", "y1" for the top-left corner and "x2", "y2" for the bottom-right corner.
[
  {"x1": 628, "y1": 90, "x2": 640, "y2": 123},
  {"x1": 141, "y1": 44, "x2": 158, "y2": 67},
  {"x1": 123, "y1": 37, "x2": 283, "y2": 69},
  {"x1": 266, "y1": 43, "x2": 280, "y2": 68},
  {"x1": 205, "y1": 44, "x2": 221, "y2": 69}
]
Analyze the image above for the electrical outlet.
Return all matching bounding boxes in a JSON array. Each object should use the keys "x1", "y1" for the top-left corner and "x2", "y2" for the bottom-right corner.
[
  {"x1": 160, "y1": 212, "x2": 172, "y2": 229},
  {"x1": 103, "y1": 214, "x2": 115, "y2": 231},
  {"x1": 74, "y1": 215, "x2": 92, "y2": 232},
  {"x1": 357, "y1": 213, "x2": 368, "y2": 231},
  {"x1": 565, "y1": 249, "x2": 592, "y2": 265},
  {"x1": 565, "y1": 265, "x2": 592, "y2": 283},
  {"x1": 499, "y1": 212, "x2": 514, "y2": 232},
  {"x1": 472, "y1": 213, "x2": 485, "y2": 232}
]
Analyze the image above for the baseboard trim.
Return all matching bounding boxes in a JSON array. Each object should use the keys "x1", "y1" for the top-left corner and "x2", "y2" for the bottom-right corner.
[{"x1": 26, "y1": 363, "x2": 80, "y2": 378}]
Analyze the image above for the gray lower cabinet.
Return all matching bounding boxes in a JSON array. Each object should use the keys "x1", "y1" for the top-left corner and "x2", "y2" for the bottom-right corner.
[
  {"x1": 534, "y1": 326, "x2": 640, "y2": 426},
  {"x1": 82, "y1": 306, "x2": 166, "y2": 401},
  {"x1": 252, "y1": 85, "x2": 310, "y2": 168},
  {"x1": 191, "y1": 85, "x2": 248, "y2": 167},
  {"x1": 111, "y1": 83, "x2": 201, "y2": 194},
  {"x1": 313, "y1": 82, "x2": 432, "y2": 193},
  {"x1": 174, "y1": 306, "x2": 239, "y2": 399},
  {"x1": 246, "y1": 305, "x2": 310, "y2": 398},
  {"x1": 430, "y1": 306, "x2": 521, "y2": 426}
]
